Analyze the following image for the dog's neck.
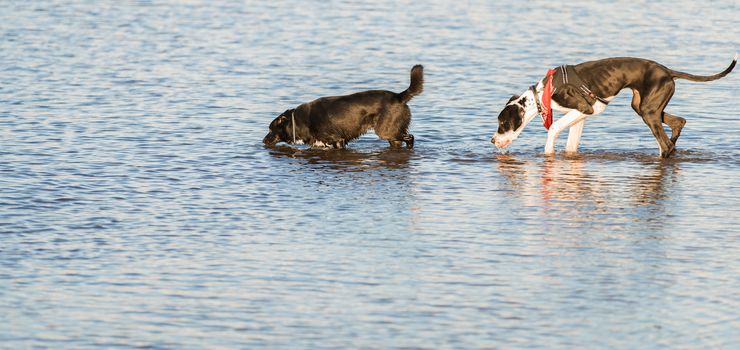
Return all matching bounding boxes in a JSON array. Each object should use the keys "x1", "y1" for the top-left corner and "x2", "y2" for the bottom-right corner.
[{"x1": 509, "y1": 81, "x2": 544, "y2": 136}]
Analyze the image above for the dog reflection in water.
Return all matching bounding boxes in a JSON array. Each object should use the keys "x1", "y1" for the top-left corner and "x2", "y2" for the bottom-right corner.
[
  {"x1": 267, "y1": 145, "x2": 413, "y2": 171},
  {"x1": 496, "y1": 154, "x2": 680, "y2": 213}
]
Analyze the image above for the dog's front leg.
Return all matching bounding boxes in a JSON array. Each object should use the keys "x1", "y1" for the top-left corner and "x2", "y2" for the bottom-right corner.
[
  {"x1": 565, "y1": 119, "x2": 585, "y2": 153},
  {"x1": 544, "y1": 110, "x2": 585, "y2": 155}
]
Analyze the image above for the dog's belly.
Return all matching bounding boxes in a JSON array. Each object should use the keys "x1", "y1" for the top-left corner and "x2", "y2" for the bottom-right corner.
[{"x1": 551, "y1": 96, "x2": 614, "y2": 116}]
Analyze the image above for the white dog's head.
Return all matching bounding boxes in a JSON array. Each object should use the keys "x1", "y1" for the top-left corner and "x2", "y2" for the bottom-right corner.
[{"x1": 491, "y1": 93, "x2": 537, "y2": 149}]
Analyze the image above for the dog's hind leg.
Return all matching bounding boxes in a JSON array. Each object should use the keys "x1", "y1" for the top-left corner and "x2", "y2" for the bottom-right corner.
[
  {"x1": 639, "y1": 80, "x2": 676, "y2": 158},
  {"x1": 634, "y1": 87, "x2": 685, "y2": 147},
  {"x1": 565, "y1": 119, "x2": 585, "y2": 153},
  {"x1": 376, "y1": 105, "x2": 413, "y2": 148},
  {"x1": 663, "y1": 112, "x2": 686, "y2": 145},
  {"x1": 643, "y1": 114, "x2": 675, "y2": 158}
]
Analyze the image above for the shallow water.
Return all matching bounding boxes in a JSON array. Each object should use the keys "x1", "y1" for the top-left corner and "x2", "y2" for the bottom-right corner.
[{"x1": 2, "y1": 1, "x2": 739, "y2": 349}]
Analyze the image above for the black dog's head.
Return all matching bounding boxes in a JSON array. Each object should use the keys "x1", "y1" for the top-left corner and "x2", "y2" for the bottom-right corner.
[
  {"x1": 492, "y1": 95, "x2": 526, "y2": 148},
  {"x1": 263, "y1": 109, "x2": 294, "y2": 145}
]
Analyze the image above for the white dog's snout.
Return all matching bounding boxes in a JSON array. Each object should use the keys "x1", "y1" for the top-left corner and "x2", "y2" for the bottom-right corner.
[{"x1": 492, "y1": 132, "x2": 514, "y2": 148}]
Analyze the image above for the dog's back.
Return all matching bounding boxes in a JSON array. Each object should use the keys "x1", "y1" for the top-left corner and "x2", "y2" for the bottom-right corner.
[{"x1": 308, "y1": 64, "x2": 423, "y2": 113}]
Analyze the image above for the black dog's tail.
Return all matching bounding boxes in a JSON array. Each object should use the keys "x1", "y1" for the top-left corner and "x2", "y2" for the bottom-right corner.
[
  {"x1": 670, "y1": 54, "x2": 737, "y2": 82},
  {"x1": 398, "y1": 65, "x2": 423, "y2": 103}
]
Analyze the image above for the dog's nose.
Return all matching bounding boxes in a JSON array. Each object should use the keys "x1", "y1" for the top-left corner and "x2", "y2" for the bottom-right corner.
[
  {"x1": 263, "y1": 134, "x2": 276, "y2": 145},
  {"x1": 493, "y1": 138, "x2": 511, "y2": 148}
]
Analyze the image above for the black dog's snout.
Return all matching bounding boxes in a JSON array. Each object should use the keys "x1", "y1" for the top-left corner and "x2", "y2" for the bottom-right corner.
[{"x1": 263, "y1": 134, "x2": 277, "y2": 145}]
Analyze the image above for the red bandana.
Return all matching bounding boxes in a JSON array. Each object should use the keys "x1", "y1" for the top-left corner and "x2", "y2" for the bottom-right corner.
[{"x1": 541, "y1": 69, "x2": 556, "y2": 130}]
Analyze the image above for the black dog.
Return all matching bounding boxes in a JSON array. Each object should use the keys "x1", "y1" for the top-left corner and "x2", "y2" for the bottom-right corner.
[{"x1": 263, "y1": 65, "x2": 423, "y2": 149}]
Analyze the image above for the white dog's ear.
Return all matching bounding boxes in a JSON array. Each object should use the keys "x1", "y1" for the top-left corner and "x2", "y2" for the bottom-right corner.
[{"x1": 507, "y1": 95, "x2": 520, "y2": 104}]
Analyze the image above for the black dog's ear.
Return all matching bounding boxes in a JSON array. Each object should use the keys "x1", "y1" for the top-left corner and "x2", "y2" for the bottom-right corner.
[
  {"x1": 275, "y1": 109, "x2": 293, "y2": 124},
  {"x1": 507, "y1": 95, "x2": 520, "y2": 104}
]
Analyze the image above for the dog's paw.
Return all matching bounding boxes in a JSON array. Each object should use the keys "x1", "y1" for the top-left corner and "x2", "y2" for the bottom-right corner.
[
  {"x1": 403, "y1": 134, "x2": 414, "y2": 149},
  {"x1": 660, "y1": 144, "x2": 676, "y2": 158},
  {"x1": 543, "y1": 145, "x2": 556, "y2": 156}
]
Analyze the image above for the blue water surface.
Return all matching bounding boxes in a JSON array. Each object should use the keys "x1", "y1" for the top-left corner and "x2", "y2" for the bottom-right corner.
[{"x1": 1, "y1": 1, "x2": 739, "y2": 349}]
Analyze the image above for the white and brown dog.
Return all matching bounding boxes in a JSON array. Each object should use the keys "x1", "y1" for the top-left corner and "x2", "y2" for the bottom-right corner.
[{"x1": 491, "y1": 55, "x2": 737, "y2": 158}]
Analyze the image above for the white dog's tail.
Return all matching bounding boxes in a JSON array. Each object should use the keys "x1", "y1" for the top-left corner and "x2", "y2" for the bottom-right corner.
[
  {"x1": 670, "y1": 54, "x2": 737, "y2": 82},
  {"x1": 398, "y1": 65, "x2": 424, "y2": 103}
]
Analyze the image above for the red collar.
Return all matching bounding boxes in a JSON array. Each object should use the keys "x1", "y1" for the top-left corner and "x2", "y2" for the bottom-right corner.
[{"x1": 540, "y1": 68, "x2": 557, "y2": 130}]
